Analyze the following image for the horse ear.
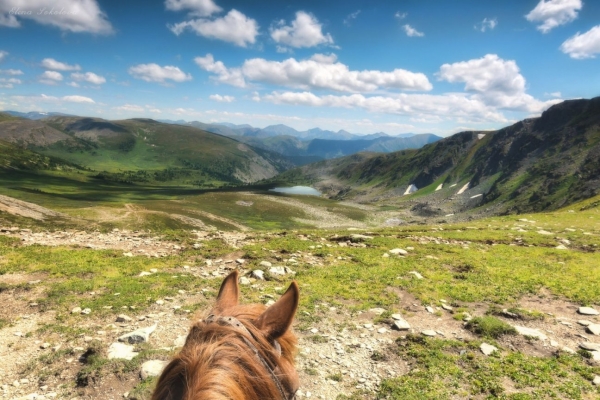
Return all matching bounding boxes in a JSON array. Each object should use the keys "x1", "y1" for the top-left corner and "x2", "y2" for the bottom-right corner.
[
  {"x1": 254, "y1": 281, "x2": 299, "y2": 340},
  {"x1": 216, "y1": 271, "x2": 239, "y2": 311}
]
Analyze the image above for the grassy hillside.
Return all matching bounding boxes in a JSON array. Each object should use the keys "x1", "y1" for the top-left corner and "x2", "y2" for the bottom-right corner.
[
  {"x1": 273, "y1": 97, "x2": 600, "y2": 215},
  {"x1": 0, "y1": 116, "x2": 293, "y2": 187}
]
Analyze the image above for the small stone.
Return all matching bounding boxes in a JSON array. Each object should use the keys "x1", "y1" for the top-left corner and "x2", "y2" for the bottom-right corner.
[
  {"x1": 118, "y1": 324, "x2": 157, "y2": 344},
  {"x1": 514, "y1": 326, "x2": 547, "y2": 340},
  {"x1": 81, "y1": 308, "x2": 91, "y2": 315},
  {"x1": 578, "y1": 320, "x2": 593, "y2": 326},
  {"x1": 391, "y1": 318, "x2": 410, "y2": 331},
  {"x1": 369, "y1": 308, "x2": 386, "y2": 315},
  {"x1": 107, "y1": 342, "x2": 138, "y2": 360},
  {"x1": 310, "y1": 328, "x2": 319, "y2": 334},
  {"x1": 389, "y1": 248, "x2": 408, "y2": 255},
  {"x1": 421, "y1": 330, "x2": 437, "y2": 337},
  {"x1": 156, "y1": 300, "x2": 164, "y2": 305},
  {"x1": 138, "y1": 271, "x2": 152, "y2": 277},
  {"x1": 579, "y1": 307, "x2": 600, "y2": 316},
  {"x1": 150, "y1": 268, "x2": 158, "y2": 273},
  {"x1": 252, "y1": 270, "x2": 265, "y2": 280},
  {"x1": 377, "y1": 328, "x2": 387, "y2": 334},
  {"x1": 236, "y1": 259, "x2": 245, "y2": 265},
  {"x1": 239, "y1": 277, "x2": 251, "y2": 285},
  {"x1": 442, "y1": 304, "x2": 453, "y2": 312},
  {"x1": 480, "y1": 343, "x2": 498, "y2": 356},
  {"x1": 71, "y1": 307, "x2": 81, "y2": 314},
  {"x1": 269, "y1": 266, "x2": 287, "y2": 275},
  {"x1": 140, "y1": 360, "x2": 169, "y2": 379},
  {"x1": 174, "y1": 335, "x2": 186, "y2": 347},
  {"x1": 580, "y1": 342, "x2": 600, "y2": 352},
  {"x1": 426, "y1": 306, "x2": 434, "y2": 313},
  {"x1": 259, "y1": 261, "x2": 272, "y2": 268},
  {"x1": 40, "y1": 343, "x2": 50, "y2": 349},
  {"x1": 409, "y1": 271, "x2": 423, "y2": 279},
  {"x1": 116, "y1": 314, "x2": 132, "y2": 323},
  {"x1": 550, "y1": 340, "x2": 558, "y2": 347},
  {"x1": 593, "y1": 376, "x2": 600, "y2": 386},
  {"x1": 587, "y1": 324, "x2": 600, "y2": 336},
  {"x1": 123, "y1": 252, "x2": 133, "y2": 257},
  {"x1": 555, "y1": 244, "x2": 568, "y2": 250}
]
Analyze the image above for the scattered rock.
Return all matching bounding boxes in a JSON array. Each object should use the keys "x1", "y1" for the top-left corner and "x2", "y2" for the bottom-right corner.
[
  {"x1": 107, "y1": 342, "x2": 138, "y2": 360},
  {"x1": 389, "y1": 248, "x2": 408, "y2": 256},
  {"x1": 578, "y1": 320, "x2": 592, "y2": 326},
  {"x1": 138, "y1": 271, "x2": 152, "y2": 277},
  {"x1": 409, "y1": 271, "x2": 423, "y2": 279},
  {"x1": 71, "y1": 307, "x2": 81, "y2": 314},
  {"x1": 140, "y1": 360, "x2": 169, "y2": 379},
  {"x1": 514, "y1": 326, "x2": 548, "y2": 340},
  {"x1": 587, "y1": 324, "x2": 600, "y2": 336},
  {"x1": 369, "y1": 308, "x2": 386, "y2": 315},
  {"x1": 118, "y1": 324, "x2": 157, "y2": 344},
  {"x1": 580, "y1": 342, "x2": 600, "y2": 352},
  {"x1": 441, "y1": 304, "x2": 453, "y2": 312},
  {"x1": 480, "y1": 343, "x2": 498, "y2": 356},
  {"x1": 391, "y1": 317, "x2": 410, "y2": 331},
  {"x1": 425, "y1": 306, "x2": 434, "y2": 314},
  {"x1": 81, "y1": 308, "x2": 91, "y2": 315},
  {"x1": 578, "y1": 307, "x2": 599, "y2": 316},
  {"x1": 593, "y1": 376, "x2": 600, "y2": 386},
  {"x1": 239, "y1": 276, "x2": 251, "y2": 285},
  {"x1": 236, "y1": 258, "x2": 245, "y2": 264},
  {"x1": 555, "y1": 244, "x2": 568, "y2": 250},
  {"x1": 116, "y1": 314, "x2": 133, "y2": 323},
  {"x1": 123, "y1": 252, "x2": 133, "y2": 257},
  {"x1": 421, "y1": 330, "x2": 437, "y2": 337},
  {"x1": 259, "y1": 261, "x2": 272, "y2": 268},
  {"x1": 252, "y1": 270, "x2": 265, "y2": 280}
]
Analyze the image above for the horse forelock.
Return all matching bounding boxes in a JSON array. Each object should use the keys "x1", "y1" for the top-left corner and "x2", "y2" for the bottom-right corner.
[{"x1": 152, "y1": 303, "x2": 298, "y2": 400}]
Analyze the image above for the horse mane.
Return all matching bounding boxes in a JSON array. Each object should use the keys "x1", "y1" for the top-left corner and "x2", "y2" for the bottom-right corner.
[{"x1": 151, "y1": 276, "x2": 299, "y2": 400}]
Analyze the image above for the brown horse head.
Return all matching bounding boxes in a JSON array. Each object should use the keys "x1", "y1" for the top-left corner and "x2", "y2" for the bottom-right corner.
[{"x1": 151, "y1": 270, "x2": 300, "y2": 400}]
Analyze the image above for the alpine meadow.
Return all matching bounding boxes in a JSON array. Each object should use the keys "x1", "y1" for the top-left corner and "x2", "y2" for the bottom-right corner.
[{"x1": 1, "y1": 1, "x2": 600, "y2": 399}]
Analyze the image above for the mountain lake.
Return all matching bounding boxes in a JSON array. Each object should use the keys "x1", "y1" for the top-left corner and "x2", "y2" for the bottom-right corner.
[{"x1": 269, "y1": 186, "x2": 322, "y2": 196}]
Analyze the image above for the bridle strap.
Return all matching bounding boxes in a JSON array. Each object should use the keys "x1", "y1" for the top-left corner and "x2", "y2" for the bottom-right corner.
[{"x1": 204, "y1": 315, "x2": 295, "y2": 400}]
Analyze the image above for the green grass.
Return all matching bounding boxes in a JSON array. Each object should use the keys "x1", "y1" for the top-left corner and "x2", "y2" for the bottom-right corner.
[
  {"x1": 465, "y1": 316, "x2": 517, "y2": 339},
  {"x1": 378, "y1": 334, "x2": 600, "y2": 399}
]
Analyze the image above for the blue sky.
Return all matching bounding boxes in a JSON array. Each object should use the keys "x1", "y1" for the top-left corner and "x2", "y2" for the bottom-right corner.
[{"x1": 0, "y1": 0, "x2": 598, "y2": 136}]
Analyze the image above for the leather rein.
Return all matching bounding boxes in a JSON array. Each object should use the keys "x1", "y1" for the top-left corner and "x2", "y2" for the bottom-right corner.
[{"x1": 204, "y1": 314, "x2": 296, "y2": 400}]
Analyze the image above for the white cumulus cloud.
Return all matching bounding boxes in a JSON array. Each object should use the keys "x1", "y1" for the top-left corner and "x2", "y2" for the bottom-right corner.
[
  {"x1": 194, "y1": 54, "x2": 246, "y2": 87},
  {"x1": 0, "y1": 50, "x2": 7, "y2": 62},
  {"x1": 41, "y1": 58, "x2": 81, "y2": 71},
  {"x1": 39, "y1": 70, "x2": 64, "y2": 85},
  {"x1": 0, "y1": 0, "x2": 113, "y2": 34},
  {"x1": 526, "y1": 0, "x2": 582, "y2": 33},
  {"x1": 196, "y1": 53, "x2": 432, "y2": 92},
  {"x1": 128, "y1": 63, "x2": 192, "y2": 83},
  {"x1": 164, "y1": 0, "x2": 221, "y2": 16},
  {"x1": 169, "y1": 9, "x2": 258, "y2": 47},
  {"x1": 0, "y1": 69, "x2": 23, "y2": 75},
  {"x1": 560, "y1": 25, "x2": 600, "y2": 59},
  {"x1": 115, "y1": 104, "x2": 145, "y2": 112},
  {"x1": 437, "y1": 54, "x2": 559, "y2": 112},
  {"x1": 209, "y1": 94, "x2": 235, "y2": 102},
  {"x1": 0, "y1": 77, "x2": 21, "y2": 88},
  {"x1": 343, "y1": 10, "x2": 360, "y2": 26},
  {"x1": 403, "y1": 24, "x2": 424, "y2": 37},
  {"x1": 71, "y1": 72, "x2": 106, "y2": 85},
  {"x1": 63, "y1": 95, "x2": 94, "y2": 103},
  {"x1": 475, "y1": 18, "x2": 497, "y2": 32},
  {"x1": 270, "y1": 11, "x2": 334, "y2": 48}
]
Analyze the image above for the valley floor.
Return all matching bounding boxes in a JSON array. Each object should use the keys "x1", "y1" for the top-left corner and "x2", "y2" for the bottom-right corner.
[{"x1": 0, "y1": 193, "x2": 600, "y2": 399}]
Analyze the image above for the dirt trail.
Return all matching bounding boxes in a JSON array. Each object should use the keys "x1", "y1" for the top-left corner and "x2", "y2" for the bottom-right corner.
[{"x1": 0, "y1": 195, "x2": 67, "y2": 221}]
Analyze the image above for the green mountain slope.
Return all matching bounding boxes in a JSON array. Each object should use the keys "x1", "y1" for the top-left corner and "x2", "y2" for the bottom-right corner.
[
  {"x1": 0, "y1": 116, "x2": 293, "y2": 186},
  {"x1": 273, "y1": 97, "x2": 600, "y2": 214}
]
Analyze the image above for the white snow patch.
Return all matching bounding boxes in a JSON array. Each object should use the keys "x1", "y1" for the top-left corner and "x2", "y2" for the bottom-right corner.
[
  {"x1": 450, "y1": 184, "x2": 457, "y2": 188},
  {"x1": 477, "y1": 133, "x2": 486, "y2": 140},
  {"x1": 456, "y1": 182, "x2": 470, "y2": 195},
  {"x1": 403, "y1": 184, "x2": 418, "y2": 195},
  {"x1": 435, "y1": 183, "x2": 443, "y2": 191},
  {"x1": 470, "y1": 194, "x2": 482, "y2": 199}
]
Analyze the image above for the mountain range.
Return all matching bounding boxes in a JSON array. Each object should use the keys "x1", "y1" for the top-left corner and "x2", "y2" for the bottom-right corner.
[{"x1": 271, "y1": 97, "x2": 600, "y2": 215}]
